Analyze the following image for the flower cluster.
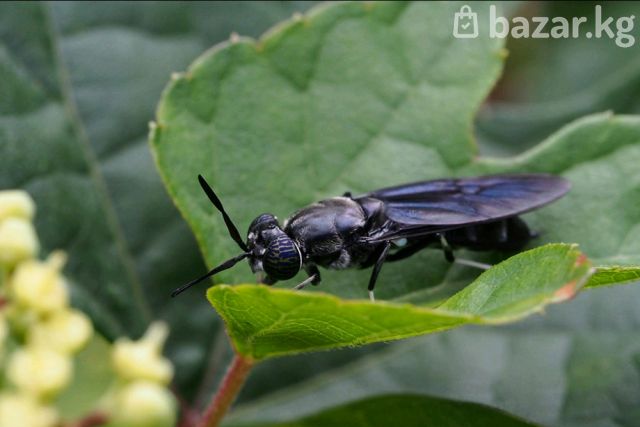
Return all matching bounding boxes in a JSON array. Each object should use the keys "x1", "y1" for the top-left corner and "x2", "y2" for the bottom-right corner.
[
  {"x1": 0, "y1": 190, "x2": 90, "y2": 427},
  {"x1": 0, "y1": 190, "x2": 176, "y2": 427}
]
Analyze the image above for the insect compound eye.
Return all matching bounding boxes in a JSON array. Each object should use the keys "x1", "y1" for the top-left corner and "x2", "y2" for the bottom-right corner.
[
  {"x1": 249, "y1": 213, "x2": 278, "y2": 233},
  {"x1": 263, "y1": 235, "x2": 301, "y2": 280}
]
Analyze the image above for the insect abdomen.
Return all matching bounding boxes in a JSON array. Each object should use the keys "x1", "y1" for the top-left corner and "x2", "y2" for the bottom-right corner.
[{"x1": 444, "y1": 217, "x2": 533, "y2": 251}]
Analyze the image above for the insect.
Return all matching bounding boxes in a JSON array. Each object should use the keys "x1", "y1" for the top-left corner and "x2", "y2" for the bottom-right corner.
[{"x1": 172, "y1": 174, "x2": 570, "y2": 301}]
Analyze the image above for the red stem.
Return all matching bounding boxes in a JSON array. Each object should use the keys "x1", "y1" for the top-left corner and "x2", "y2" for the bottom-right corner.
[
  {"x1": 198, "y1": 354, "x2": 254, "y2": 427},
  {"x1": 173, "y1": 386, "x2": 199, "y2": 427}
]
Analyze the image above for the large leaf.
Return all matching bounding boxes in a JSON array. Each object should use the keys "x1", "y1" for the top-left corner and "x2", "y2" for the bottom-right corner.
[
  {"x1": 227, "y1": 394, "x2": 538, "y2": 427},
  {"x1": 149, "y1": 1, "x2": 640, "y2": 425},
  {"x1": 152, "y1": 2, "x2": 639, "y2": 301},
  {"x1": 151, "y1": 1, "x2": 504, "y2": 301},
  {"x1": 209, "y1": 244, "x2": 592, "y2": 359}
]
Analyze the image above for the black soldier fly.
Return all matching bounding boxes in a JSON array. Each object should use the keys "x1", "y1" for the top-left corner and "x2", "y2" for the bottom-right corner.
[{"x1": 172, "y1": 174, "x2": 570, "y2": 301}]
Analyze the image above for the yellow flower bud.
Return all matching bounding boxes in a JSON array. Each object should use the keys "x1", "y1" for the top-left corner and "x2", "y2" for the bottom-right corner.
[
  {"x1": 112, "y1": 322, "x2": 173, "y2": 384},
  {"x1": 0, "y1": 190, "x2": 35, "y2": 222},
  {"x1": 0, "y1": 392, "x2": 58, "y2": 427},
  {"x1": 10, "y1": 252, "x2": 68, "y2": 315},
  {"x1": 0, "y1": 218, "x2": 39, "y2": 266},
  {"x1": 7, "y1": 346, "x2": 72, "y2": 398},
  {"x1": 30, "y1": 309, "x2": 93, "y2": 354},
  {"x1": 110, "y1": 381, "x2": 176, "y2": 427}
]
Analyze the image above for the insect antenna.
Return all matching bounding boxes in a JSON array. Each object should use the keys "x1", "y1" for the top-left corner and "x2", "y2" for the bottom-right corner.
[
  {"x1": 171, "y1": 175, "x2": 251, "y2": 297},
  {"x1": 198, "y1": 174, "x2": 249, "y2": 252},
  {"x1": 171, "y1": 252, "x2": 249, "y2": 297}
]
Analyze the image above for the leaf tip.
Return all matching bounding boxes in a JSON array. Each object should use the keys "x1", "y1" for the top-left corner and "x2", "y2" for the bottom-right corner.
[
  {"x1": 552, "y1": 253, "x2": 596, "y2": 302},
  {"x1": 575, "y1": 253, "x2": 589, "y2": 268},
  {"x1": 552, "y1": 279, "x2": 579, "y2": 302},
  {"x1": 206, "y1": 283, "x2": 232, "y2": 299}
]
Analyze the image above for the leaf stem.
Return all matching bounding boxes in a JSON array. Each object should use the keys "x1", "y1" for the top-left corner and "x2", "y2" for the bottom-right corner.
[{"x1": 199, "y1": 353, "x2": 254, "y2": 427}]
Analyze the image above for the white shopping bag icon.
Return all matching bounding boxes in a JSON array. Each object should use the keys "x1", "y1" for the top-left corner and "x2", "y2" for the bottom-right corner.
[{"x1": 453, "y1": 5, "x2": 478, "y2": 38}]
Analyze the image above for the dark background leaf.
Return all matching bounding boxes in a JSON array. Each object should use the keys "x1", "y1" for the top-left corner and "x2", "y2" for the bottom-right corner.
[
  {"x1": 0, "y1": 1, "x2": 150, "y2": 339},
  {"x1": 227, "y1": 394, "x2": 539, "y2": 427},
  {"x1": 477, "y1": 2, "x2": 640, "y2": 156}
]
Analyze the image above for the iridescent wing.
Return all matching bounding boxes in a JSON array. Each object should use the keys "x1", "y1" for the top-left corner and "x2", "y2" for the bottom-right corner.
[{"x1": 359, "y1": 174, "x2": 570, "y2": 242}]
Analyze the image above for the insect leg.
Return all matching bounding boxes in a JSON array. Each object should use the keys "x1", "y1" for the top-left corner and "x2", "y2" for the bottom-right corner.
[
  {"x1": 454, "y1": 258, "x2": 491, "y2": 270},
  {"x1": 294, "y1": 265, "x2": 322, "y2": 291},
  {"x1": 439, "y1": 233, "x2": 455, "y2": 263},
  {"x1": 305, "y1": 265, "x2": 322, "y2": 285},
  {"x1": 294, "y1": 274, "x2": 318, "y2": 290},
  {"x1": 440, "y1": 233, "x2": 491, "y2": 270},
  {"x1": 367, "y1": 241, "x2": 392, "y2": 302}
]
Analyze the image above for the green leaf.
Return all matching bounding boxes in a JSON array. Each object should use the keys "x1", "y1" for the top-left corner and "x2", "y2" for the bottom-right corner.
[
  {"x1": 586, "y1": 266, "x2": 640, "y2": 289},
  {"x1": 227, "y1": 394, "x2": 538, "y2": 427},
  {"x1": 209, "y1": 244, "x2": 592, "y2": 359}
]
